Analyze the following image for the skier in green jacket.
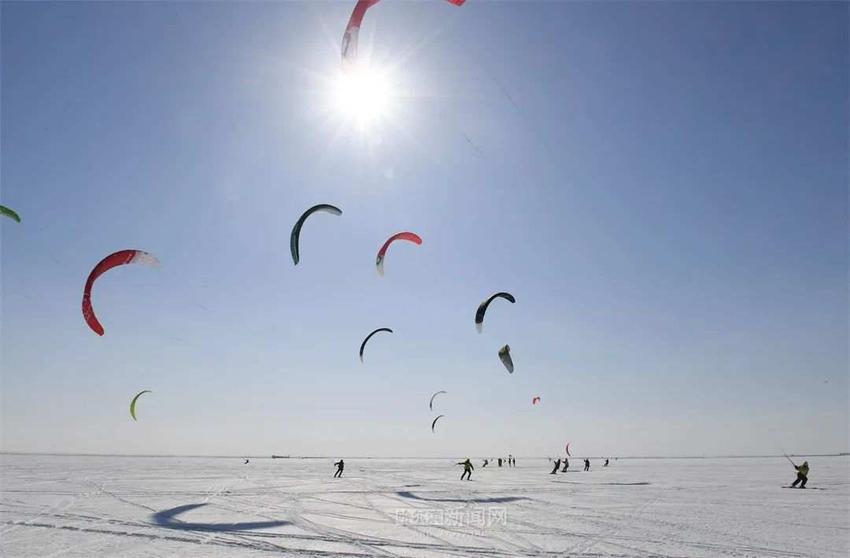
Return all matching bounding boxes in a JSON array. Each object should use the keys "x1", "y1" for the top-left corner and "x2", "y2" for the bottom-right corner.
[
  {"x1": 790, "y1": 461, "x2": 809, "y2": 488},
  {"x1": 458, "y1": 458, "x2": 474, "y2": 480}
]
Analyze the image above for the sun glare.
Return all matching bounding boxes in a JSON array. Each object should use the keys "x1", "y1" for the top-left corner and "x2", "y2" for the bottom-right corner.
[{"x1": 332, "y1": 64, "x2": 395, "y2": 130}]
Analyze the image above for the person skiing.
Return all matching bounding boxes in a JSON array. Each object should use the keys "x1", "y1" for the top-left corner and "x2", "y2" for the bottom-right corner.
[
  {"x1": 333, "y1": 459, "x2": 345, "y2": 478},
  {"x1": 550, "y1": 458, "x2": 561, "y2": 474},
  {"x1": 508, "y1": 454, "x2": 514, "y2": 467},
  {"x1": 482, "y1": 459, "x2": 489, "y2": 467},
  {"x1": 498, "y1": 458, "x2": 503, "y2": 467},
  {"x1": 790, "y1": 460, "x2": 809, "y2": 488},
  {"x1": 244, "y1": 459, "x2": 249, "y2": 465},
  {"x1": 604, "y1": 458, "x2": 609, "y2": 467},
  {"x1": 458, "y1": 458, "x2": 474, "y2": 480},
  {"x1": 584, "y1": 458, "x2": 590, "y2": 471},
  {"x1": 561, "y1": 457, "x2": 569, "y2": 472}
]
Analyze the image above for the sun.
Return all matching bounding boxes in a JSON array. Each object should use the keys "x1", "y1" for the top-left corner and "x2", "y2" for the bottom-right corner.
[{"x1": 331, "y1": 64, "x2": 396, "y2": 131}]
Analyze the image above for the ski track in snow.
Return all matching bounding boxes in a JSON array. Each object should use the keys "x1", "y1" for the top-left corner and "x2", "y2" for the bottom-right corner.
[{"x1": 1, "y1": 455, "x2": 848, "y2": 557}]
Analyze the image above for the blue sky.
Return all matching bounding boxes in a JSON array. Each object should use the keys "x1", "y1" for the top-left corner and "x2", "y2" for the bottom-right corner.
[{"x1": 1, "y1": 1, "x2": 847, "y2": 457}]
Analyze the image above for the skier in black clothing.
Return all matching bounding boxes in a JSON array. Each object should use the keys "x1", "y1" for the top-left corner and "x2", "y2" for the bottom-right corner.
[
  {"x1": 584, "y1": 459, "x2": 590, "y2": 471},
  {"x1": 458, "y1": 458, "x2": 474, "y2": 480},
  {"x1": 561, "y1": 458, "x2": 569, "y2": 472},
  {"x1": 550, "y1": 458, "x2": 561, "y2": 474},
  {"x1": 333, "y1": 459, "x2": 344, "y2": 478}
]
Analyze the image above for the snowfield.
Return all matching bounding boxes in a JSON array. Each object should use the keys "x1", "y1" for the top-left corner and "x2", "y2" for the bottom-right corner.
[{"x1": 1, "y1": 454, "x2": 847, "y2": 557}]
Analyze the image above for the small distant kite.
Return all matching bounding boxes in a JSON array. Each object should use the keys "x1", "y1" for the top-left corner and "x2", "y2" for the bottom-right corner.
[
  {"x1": 82, "y1": 250, "x2": 159, "y2": 336},
  {"x1": 475, "y1": 292, "x2": 516, "y2": 333},
  {"x1": 290, "y1": 204, "x2": 342, "y2": 265},
  {"x1": 376, "y1": 232, "x2": 422, "y2": 276},
  {"x1": 532, "y1": 396, "x2": 541, "y2": 405},
  {"x1": 566, "y1": 443, "x2": 571, "y2": 457},
  {"x1": 431, "y1": 414, "x2": 444, "y2": 433},
  {"x1": 498, "y1": 344, "x2": 514, "y2": 373},
  {"x1": 130, "y1": 390, "x2": 152, "y2": 421},
  {"x1": 429, "y1": 390, "x2": 446, "y2": 411},
  {"x1": 342, "y1": 0, "x2": 466, "y2": 65},
  {"x1": 0, "y1": 205, "x2": 21, "y2": 223},
  {"x1": 359, "y1": 327, "x2": 393, "y2": 362}
]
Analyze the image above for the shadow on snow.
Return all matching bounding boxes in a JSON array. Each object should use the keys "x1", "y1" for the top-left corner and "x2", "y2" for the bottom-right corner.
[
  {"x1": 396, "y1": 491, "x2": 529, "y2": 503},
  {"x1": 552, "y1": 481, "x2": 651, "y2": 486},
  {"x1": 151, "y1": 503, "x2": 289, "y2": 532}
]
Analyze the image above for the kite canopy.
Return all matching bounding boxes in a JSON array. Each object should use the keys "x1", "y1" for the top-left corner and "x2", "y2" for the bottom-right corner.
[
  {"x1": 566, "y1": 443, "x2": 571, "y2": 456},
  {"x1": 290, "y1": 204, "x2": 342, "y2": 265},
  {"x1": 359, "y1": 327, "x2": 393, "y2": 362},
  {"x1": 376, "y1": 232, "x2": 422, "y2": 276},
  {"x1": 130, "y1": 390, "x2": 152, "y2": 421},
  {"x1": 498, "y1": 344, "x2": 514, "y2": 373},
  {"x1": 429, "y1": 390, "x2": 446, "y2": 411},
  {"x1": 431, "y1": 414, "x2": 444, "y2": 433},
  {"x1": 342, "y1": 0, "x2": 466, "y2": 64},
  {"x1": 0, "y1": 205, "x2": 21, "y2": 223},
  {"x1": 532, "y1": 396, "x2": 541, "y2": 405},
  {"x1": 341, "y1": 0, "x2": 379, "y2": 64},
  {"x1": 82, "y1": 250, "x2": 159, "y2": 336},
  {"x1": 475, "y1": 292, "x2": 516, "y2": 333}
]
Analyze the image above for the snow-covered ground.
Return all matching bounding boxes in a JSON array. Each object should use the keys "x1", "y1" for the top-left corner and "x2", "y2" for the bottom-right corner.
[{"x1": 1, "y1": 454, "x2": 847, "y2": 557}]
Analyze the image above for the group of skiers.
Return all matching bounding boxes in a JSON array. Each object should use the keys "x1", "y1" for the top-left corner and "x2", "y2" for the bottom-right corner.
[
  {"x1": 548, "y1": 457, "x2": 610, "y2": 474},
  {"x1": 481, "y1": 455, "x2": 516, "y2": 468},
  {"x1": 330, "y1": 457, "x2": 812, "y2": 487},
  {"x1": 460, "y1": 455, "x2": 519, "y2": 479}
]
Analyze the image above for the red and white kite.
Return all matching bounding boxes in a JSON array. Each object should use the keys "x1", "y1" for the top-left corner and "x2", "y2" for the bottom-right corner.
[
  {"x1": 376, "y1": 232, "x2": 422, "y2": 276},
  {"x1": 342, "y1": 0, "x2": 465, "y2": 64},
  {"x1": 82, "y1": 250, "x2": 159, "y2": 336}
]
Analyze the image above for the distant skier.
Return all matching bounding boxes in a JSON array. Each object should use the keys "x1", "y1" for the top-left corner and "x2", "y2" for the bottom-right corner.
[
  {"x1": 244, "y1": 459, "x2": 249, "y2": 465},
  {"x1": 333, "y1": 459, "x2": 345, "y2": 478},
  {"x1": 508, "y1": 454, "x2": 514, "y2": 467},
  {"x1": 790, "y1": 460, "x2": 809, "y2": 488},
  {"x1": 550, "y1": 458, "x2": 561, "y2": 474},
  {"x1": 482, "y1": 459, "x2": 489, "y2": 468},
  {"x1": 561, "y1": 458, "x2": 569, "y2": 472},
  {"x1": 604, "y1": 458, "x2": 609, "y2": 467},
  {"x1": 584, "y1": 459, "x2": 590, "y2": 471},
  {"x1": 498, "y1": 458, "x2": 503, "y2": 467},
  {"x1": 458, "y1": 458, "x2": 474, "y2": 480}
]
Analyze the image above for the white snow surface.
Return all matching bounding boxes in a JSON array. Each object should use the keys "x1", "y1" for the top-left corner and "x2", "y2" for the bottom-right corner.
[{"x1": 1, "y1": 454, "x2": 847, "y2": 557}]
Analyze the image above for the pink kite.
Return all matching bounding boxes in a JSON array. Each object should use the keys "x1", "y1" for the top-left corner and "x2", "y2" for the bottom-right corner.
[
  {"x1": 376, "y1": 232, "x2": 422, "y2": 276},
  {"x1": 82, "y1": 250, "x2": 159, "y2": 336},
  {"x1": 342, "y1": 0, "x2": 465, "y2": 64}
]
